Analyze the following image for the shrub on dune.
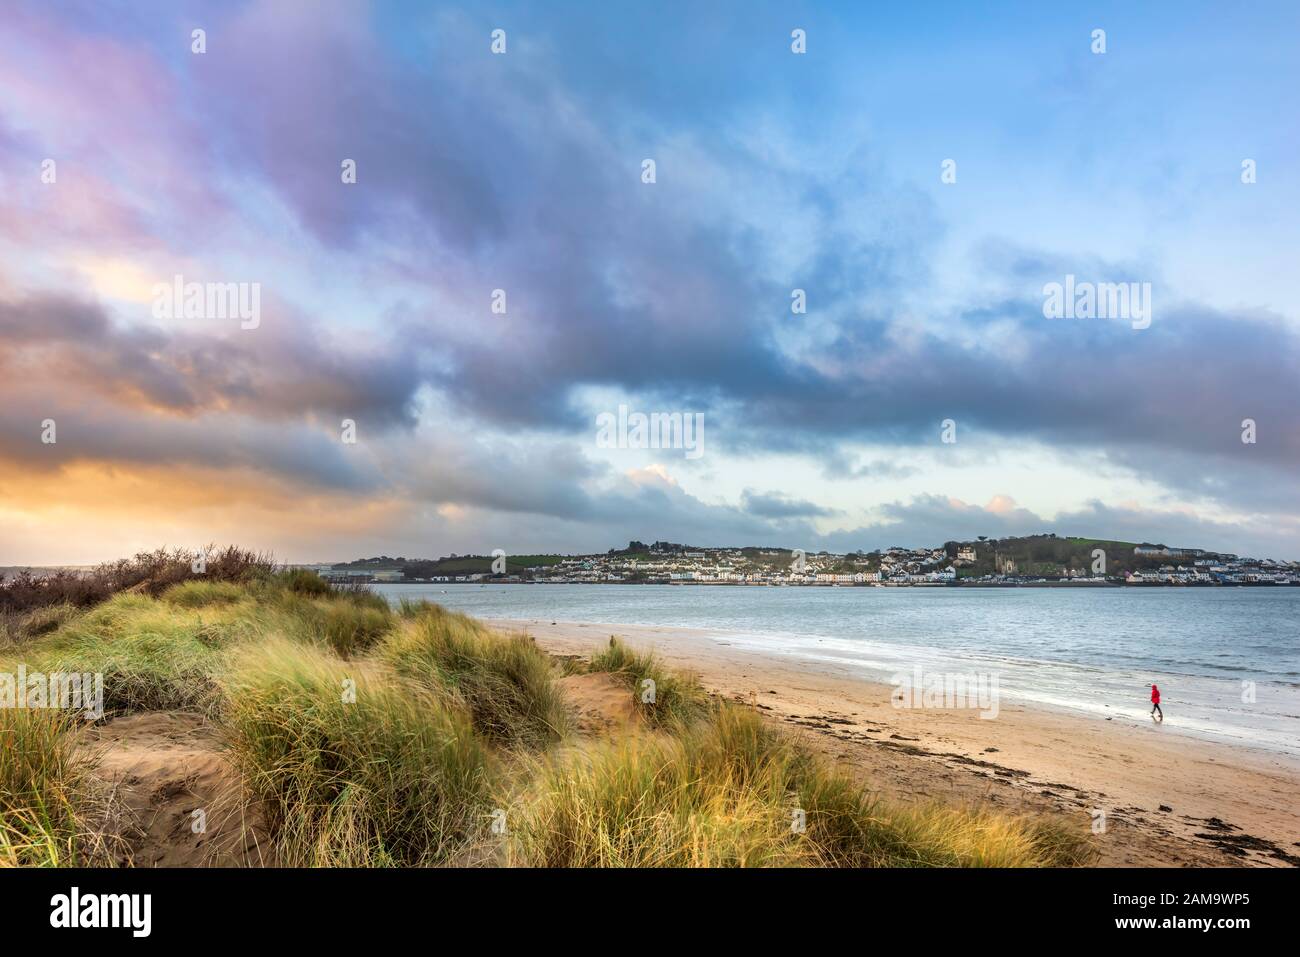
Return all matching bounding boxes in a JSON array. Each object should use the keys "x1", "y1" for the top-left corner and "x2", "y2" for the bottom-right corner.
[
  {"x1": 337, "y1": 584, "x2": 390, "y2": 612},
  {"x1": 0, "y1": 546, "x2": 274, "y2": 620},
  {"x1": 220, "y1": 639, "x2": 494, "y2": 866},
  {"x1": 93, "y1": 545, "x2": 272, "y2": 597},
  {"x1": 1, "y1": 603, "x2": 79, "y2": 649},
  {"x1": 273, "y1": 568, "x2": 334, "y2": 597},
  {"x1": 379, "y1": 605, "x2": 568, "y2": 748},
  {"x1": 99, "y1": 545, "x2": 273, "y2": 597}
]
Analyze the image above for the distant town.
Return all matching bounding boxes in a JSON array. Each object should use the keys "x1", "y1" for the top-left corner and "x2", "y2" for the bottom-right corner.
[{"x1": 307, "y1": 534, "x2": 1300, "y2": 587}]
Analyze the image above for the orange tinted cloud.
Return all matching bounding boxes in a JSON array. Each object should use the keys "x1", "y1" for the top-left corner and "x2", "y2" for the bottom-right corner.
[{"x1": 0, "y1": 460, "x2": 408, "y2": 566}]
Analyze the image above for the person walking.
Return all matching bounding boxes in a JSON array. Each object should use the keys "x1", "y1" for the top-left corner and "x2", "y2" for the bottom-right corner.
[{"x1": 1150, "y1": 683, "x2": 1163, "y2": 721}]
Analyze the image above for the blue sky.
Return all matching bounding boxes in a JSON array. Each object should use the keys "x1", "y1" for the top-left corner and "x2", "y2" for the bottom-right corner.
[{"x1": 1, "y1": 1, "x2": 1298, "y2": 563}]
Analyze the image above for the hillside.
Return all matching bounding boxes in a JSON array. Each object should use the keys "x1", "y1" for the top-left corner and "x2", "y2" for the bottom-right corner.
[
  {"x1": 942, "y1": 534, "x2": 1208, "y2": 578},
  {"x1": 325, "y1": 533, "x2": 1242, "y2": 584}
]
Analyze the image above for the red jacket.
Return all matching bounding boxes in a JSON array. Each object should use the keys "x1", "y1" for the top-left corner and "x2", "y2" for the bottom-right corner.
[{"x1": 1151, "y1": 686, "x2": 1160, "y2": 704}]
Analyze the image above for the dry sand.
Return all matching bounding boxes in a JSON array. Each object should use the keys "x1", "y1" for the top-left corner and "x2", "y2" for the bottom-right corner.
[
  {"x1": 82, "y1": 713, "x2": 269, "y2": 866},
  {"x1": 491, "y1": 617, "x2": 1300, "y2": 868}
]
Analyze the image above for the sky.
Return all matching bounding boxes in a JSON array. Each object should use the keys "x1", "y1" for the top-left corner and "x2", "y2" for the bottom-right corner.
[{"x1": 1, "y1": 0, "x2": 1298, "y2": 564}]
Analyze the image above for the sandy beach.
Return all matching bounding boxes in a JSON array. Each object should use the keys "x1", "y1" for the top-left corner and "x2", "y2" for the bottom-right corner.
[{"x1": 489, "y1": 617, "x2": 1300, "y2": 868}]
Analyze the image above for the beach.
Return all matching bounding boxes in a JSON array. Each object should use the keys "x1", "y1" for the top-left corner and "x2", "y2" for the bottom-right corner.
[{"x1": 489, "y1": 617, "x2": 1300, "y2": 868}]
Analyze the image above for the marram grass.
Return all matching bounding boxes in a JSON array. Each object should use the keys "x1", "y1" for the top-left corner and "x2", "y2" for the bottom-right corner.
[
  {"x1": 587, "y1": 635, "x2": 709, "y2": 728},
  {"x1": 0, "y1": 708, "x2": 114, "y2": 867},
  {"x1": 379, "y1": 603, "x2": 568, "y2": 748},
  {"x1": 268, "y1": 585, "x2": 396, "y2": 658},
  {"x1": 219, "y1": 638, "x2": 494, "y2": 866},
  {"x1": 0, "y1": 566, "x2": 1094, "y2": 868},
  {"x1": 8, "y1": 593, "x2": 228, "y2": 717},
  {"x1": 506, "y1": 703, "x2": 1093, "y2": 868}
]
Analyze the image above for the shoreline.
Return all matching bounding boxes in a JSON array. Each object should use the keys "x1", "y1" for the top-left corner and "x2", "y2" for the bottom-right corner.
[
  {"x1": 372, "y1": 579, "x2": 1298, "y2": 588},
  {"x1": 488, "y1": 616, "x2": 1300, "y2": 868}
]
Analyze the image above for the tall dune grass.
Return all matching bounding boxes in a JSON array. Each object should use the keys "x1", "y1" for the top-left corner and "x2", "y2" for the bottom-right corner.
[
  {"x1": 507, "y1": 703, "x2": 1092, "y2": 867},
  {"x1": 1, "y1": 575, "x2": 388, "y2": 717},
  {"x1": 0, "y1": 709, "x2": 111, "y2": 867},
  {"x1": 275, "y1": 593, "x2": 394, "y2": 657},
  {"x1": 275, "y1": 568, "x2": 335, "y2": 596},
  {"x1": 162, "y1": 580, "x2": 247, "y2": 608},
  {"x1": 9, "y1": 594, "x2": 227, "y2": 716},
  {"x1": 1, "y1": 566, "x2": 1095, "y2": 869},
  {"x1": 220, "y1": 639, "x2": 494, "y2": 866},
  {"x1": 379, "y1": 604, "x2": 568, "y2": 748},
  {"x1": 587, "y1": 636, "x2": 709, "y2": 728}
]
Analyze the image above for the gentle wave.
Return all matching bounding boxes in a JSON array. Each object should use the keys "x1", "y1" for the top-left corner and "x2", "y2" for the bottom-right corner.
[{"x1": 377, "y1": 583, "x2": 1300, "y2": 757}]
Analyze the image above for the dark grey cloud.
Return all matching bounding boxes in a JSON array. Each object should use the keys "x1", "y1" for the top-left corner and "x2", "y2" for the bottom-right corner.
[
  {"x1": 0, "y1": 292, "x2": 423, "y2": 429},
  {"x1": 819, "y1": 450, "x2": 921, "y2": 482},
  {"x1": 0, "y1": 396, "x2": 382, "y2": 493},
  {"x1": 741, "y1": 488, "x2": 839, "y2": 519},
  {"x1": 3, "y1": 1, "x2": 1297, "y2": 562},
  {"x1": 171, "y1": 6, "x2": 1300, "y2": 523}
]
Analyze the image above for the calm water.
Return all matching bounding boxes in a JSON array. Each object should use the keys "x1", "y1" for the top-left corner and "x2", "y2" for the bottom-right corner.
[{"x1": 376, "y1": 584, "x2": 1300, "y2": 757}]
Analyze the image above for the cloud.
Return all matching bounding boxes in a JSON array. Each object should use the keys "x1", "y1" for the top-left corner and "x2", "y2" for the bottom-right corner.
[
  {"x1": 742, "y1": 488, "x2": 839, "y2": 519},
  {"x1": 160, "y1": 5, "x2": 1300, "y2": 525},
  {"x1": 820, "y1": 451, "x2": 920, "y2": 481},
  {"x1": 0, "y1": 291, "x2": 423, "y2": 429},
  {"x1": 1, "y1": 2, "x2": 1297, "y2": 562},
  {"x1": 811, "y1": 495, "x2": 1299, "y2": 562}
]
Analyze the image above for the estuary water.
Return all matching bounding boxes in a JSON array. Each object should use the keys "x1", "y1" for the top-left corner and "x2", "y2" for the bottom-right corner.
[{"x1": 375, "y1": 583, "x2": 1300, "y2": 757}]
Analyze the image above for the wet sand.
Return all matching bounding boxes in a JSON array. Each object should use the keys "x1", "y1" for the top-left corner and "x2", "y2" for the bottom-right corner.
[{"x1": 489, "y1": 617, "x2": 1300, "y2": 868}]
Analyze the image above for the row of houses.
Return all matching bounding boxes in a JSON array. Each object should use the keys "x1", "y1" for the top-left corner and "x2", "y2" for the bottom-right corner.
[
  {"x1": 315, "y1": 540, "x2": 1300, "y2": 587},
  {"x1": 1129, "y1": 560, "x2": 1300, "y2": 585}
]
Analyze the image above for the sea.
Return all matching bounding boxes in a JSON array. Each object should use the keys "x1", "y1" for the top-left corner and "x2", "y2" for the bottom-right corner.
[{"x1": 375, "y1": 583, "x2": 1300, "y2": 758}]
